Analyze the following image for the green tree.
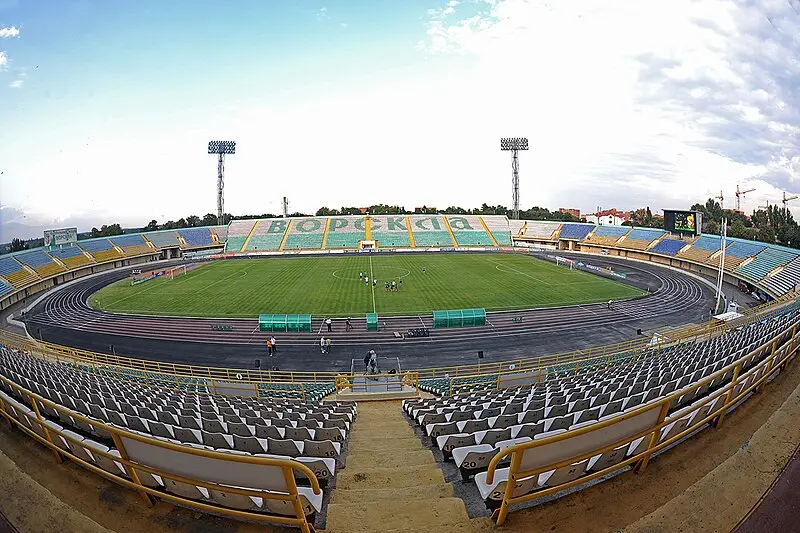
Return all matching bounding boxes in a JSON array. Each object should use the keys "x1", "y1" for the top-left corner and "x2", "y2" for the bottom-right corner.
[
  {"x1": 201, "y1": 213, "x2": 218, "y2": 226},
  {"x1": 186, "y1": 215, "x2": 201, "y2": 227},
  {"x1": 142, "y1": 220, "x2": 158, "y2": 232},
  {"x1": 9, "y1": 238, "x2": 28, "y2": 252}
]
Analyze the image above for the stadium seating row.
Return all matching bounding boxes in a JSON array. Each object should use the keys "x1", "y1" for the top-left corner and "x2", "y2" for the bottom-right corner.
[
  {"x1": 404, "y1": 307, "x2": 799, "y2": 517},
  {"x1": 0, "y1": 345, "x2": 356, "y2": 526}
]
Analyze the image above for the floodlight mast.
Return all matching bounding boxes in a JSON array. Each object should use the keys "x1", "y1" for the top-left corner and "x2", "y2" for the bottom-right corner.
[
  {"x1": 500, "y1": 137, "x2": 529, "y2": 220},
  {"x1": 207, "y1": 140, "x2": 236, "y2": 225}
]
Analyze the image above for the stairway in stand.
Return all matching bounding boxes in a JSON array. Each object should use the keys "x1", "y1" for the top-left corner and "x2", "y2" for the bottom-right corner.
[{"x1": 325, "y1": 401, "x2": 475, "y2": 532}]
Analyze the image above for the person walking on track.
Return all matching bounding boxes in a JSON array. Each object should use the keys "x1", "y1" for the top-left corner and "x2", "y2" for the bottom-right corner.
[{"x1": 326, "y1": 318, "x2": 332, "y2": 332}]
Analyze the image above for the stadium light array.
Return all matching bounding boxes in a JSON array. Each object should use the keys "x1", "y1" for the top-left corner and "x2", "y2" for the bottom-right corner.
[
  {"x1": 208, "y1": 140, "x2": 236, "y2": 155},
  {"x1": 500, "y1": 137, "x2": 529, "y2": 220},
  {"x1": 500, "y1": 138, "x2": 529, "y2": 151}
]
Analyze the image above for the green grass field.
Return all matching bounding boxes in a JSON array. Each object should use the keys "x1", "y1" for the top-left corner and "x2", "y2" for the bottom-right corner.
[{"x1": 90, "y1": 253, "x2": 644, "y2": 317}]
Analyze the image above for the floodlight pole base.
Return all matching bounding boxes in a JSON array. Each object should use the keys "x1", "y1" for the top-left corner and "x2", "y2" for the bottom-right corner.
[{"x1": 217, "y1": 154, "x2": 225, "y2": 225}]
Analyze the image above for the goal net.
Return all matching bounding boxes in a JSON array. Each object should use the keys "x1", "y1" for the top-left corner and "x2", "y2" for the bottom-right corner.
[
  {"x1": 167, "y1": 265, "x2": 187, "y2": 280},
  {"x1": 555, "y1": 256, "x2": 575, "y2": 270}
]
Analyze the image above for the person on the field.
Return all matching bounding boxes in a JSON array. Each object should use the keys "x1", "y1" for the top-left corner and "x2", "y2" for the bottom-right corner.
[
  {"x1": 325, "y1": 338, "x2": 331, "y2": 352},
  {"x1": 346, "y1": 317, "x2": 352, "y2": 331},
  {"x1": 399, "y1": 279, "x2": 403, "y2": 289},
  {"x1": 270, "y1": 336, "x2": 277, "y2": 354},
  {"x1": 320, "y1": 337, "x2": 326, "y2": 354},
  {"x1": 373, "y1": 279, "x2": 377, "y2": 287},
  {"x1": 267, "y1": 339, "x2": 273, "y2": 357},
  {"x1": 385, "y1": 281, "x2": 389, "y2": 291},
  {"x1": 607, "y1": 300, "x2": 613, "y2": 310},
  {"x1": 365, "y1": 276, "x2": 369, "y2": 284},
  {"x1": 326, "y1": 318, "x2": 332, "y2": 332},
  {"x1": 359, "y1": 272, "x2": 363, "y2": 280}
]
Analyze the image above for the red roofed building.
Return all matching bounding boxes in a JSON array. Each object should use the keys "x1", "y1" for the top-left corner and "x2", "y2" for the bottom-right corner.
[{"x1": 585, "y1": 209, "x2": 631, "y2": 226}]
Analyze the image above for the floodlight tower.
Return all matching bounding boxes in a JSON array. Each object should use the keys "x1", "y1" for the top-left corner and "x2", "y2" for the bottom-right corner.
[
  {"x1": 500, "y1": 137, "x2": 529, "y2": 220},
  {"x1": 207, "y1": 140, "x2": 236, "y2": 225}
]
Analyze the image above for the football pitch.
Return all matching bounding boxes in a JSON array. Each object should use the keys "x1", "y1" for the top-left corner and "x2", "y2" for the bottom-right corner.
[{"x1": 91, "y1": 253, "x2": 644, "y2": 318}]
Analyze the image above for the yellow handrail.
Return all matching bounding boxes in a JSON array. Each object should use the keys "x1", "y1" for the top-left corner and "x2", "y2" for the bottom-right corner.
[
  {"x1": 0, "y1": 373, "x2": 321, "y2": 532},
  {"x1": 481, "y1": 320, "x2": 799, "y2": 525}
]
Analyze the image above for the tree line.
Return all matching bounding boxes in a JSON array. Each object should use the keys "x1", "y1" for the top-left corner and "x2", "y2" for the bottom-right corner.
[{"x1": 8, "y1": 198, "x2": 800, "y2": 253}]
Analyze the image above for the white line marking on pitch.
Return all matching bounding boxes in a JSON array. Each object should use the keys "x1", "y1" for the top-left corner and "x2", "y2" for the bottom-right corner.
[{"x1": 369, "y1": 254, "x2": 376, "y2": 314}]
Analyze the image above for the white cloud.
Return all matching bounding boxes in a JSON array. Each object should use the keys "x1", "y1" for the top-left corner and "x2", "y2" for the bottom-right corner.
[
  {"x1": 413, "y1": 0, "x2": 800, "y2": 216},
  {"x1": 0, "y1": 51, "x2": 7, "y2": 70},
  {"x1": 316, "y1": 7, "x2": 328, "y2": 20},
  {"x1": 9, "y1": 79, "x2": 22, "y2": 88},
  {"x1": 5, "y1": 0, "x2": 800, "y2": 236},
  {"x1": 0, "y1": 25, "x2": 20, "y2": 38},
  {"x1": 340, "y1": 22, "x2": 348, "y2": 27}
]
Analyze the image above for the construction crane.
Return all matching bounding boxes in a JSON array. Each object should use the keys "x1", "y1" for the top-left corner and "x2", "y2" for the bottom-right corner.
[
  {"x1": 735, "y1": 185, "x2": 755, "y2": 212},
  {"x1": 782, "y1": 191, "x2": 799, "y2": 214},
  {"x1": 715, "y1": 190, "x2": 724, "y2": 210}
]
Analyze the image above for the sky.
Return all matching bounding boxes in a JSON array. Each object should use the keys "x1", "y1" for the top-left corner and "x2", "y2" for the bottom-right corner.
[{"x1": 1, "y1": 0, "x2": 800, "y2": 241}]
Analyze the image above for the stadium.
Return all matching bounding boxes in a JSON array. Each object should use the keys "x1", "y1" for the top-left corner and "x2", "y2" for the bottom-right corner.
[
  {"x1": 2, "y1": 208, "x2": 800, "y2": 533},
  {"x1": 4, "y1": 3, "x2": 800, "y2": 533}
]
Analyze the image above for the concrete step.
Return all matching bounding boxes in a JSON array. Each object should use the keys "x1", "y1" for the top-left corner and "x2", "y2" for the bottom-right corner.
[
  {"x1": 330, "y1": 483, "x2": 454, "y2": 504},
  {"x1": 336, "y1": 464, "x2": 446, "y2": 490},
  {"x1": 326, "y1": 498, "x2": 470, "y2": 532},
  {"x1": 345, "y1": 449, "x2": 434, "y2": 470}
]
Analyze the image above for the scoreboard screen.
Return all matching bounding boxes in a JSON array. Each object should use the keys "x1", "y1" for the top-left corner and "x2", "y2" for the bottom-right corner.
[{"x1": 664, "y1": 210, "x2": 702, "y2": 236}]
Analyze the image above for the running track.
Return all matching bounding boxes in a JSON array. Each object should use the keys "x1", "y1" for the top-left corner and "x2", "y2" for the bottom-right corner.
[{"x1": 24, "y1": 254, "x2": 709, "y2": 351}]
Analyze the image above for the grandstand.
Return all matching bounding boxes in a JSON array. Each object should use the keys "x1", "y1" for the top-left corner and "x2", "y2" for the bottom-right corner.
[
  {"x1": 110, "y1": 234, "x2": 153, "y2": 256},
  {"x1": 649, "y1": 237, "x2": 689, "y2": 256},
  {"x1": 0, "y1": 256, "x2": 39, "y2": 288},
  {"x1": 15, "y1": 249, "x2": 66, "y2": 278},
  {"x1": 371, "y1": 216, "x2": 412, "y2": 247},
  {"x1": 0, "y1": 343, "x2": 356, "y2": 529},
  {"x1": 521, "y1": 220, "x2": 562, "y2": 240},
  {"x1": 409, "y1": 215, "x2": 456, "y2": 247},
  {"x1": 224, "y1": 220, "x2": 257, "y2": 252},
  {"x1": 446, "y1": 216, "x2": 496, "y2": 246},
  {"x1": 141, "y1": 230, "x2": 181, "y2": 249},
  {"x1": 284, "y1": 218, "x2": 326, "y2": 250},
  {"x1": 762, "y1": 255, "x2": 800, "y2": 295},
  {"x1": 617, "y1": 228, "x2": 665, "y2": 251},
  {"x1": 243, "y1": 219, "x2": 290, "y2": 251},
  {"x1": 557, "y1": 223, "x2": 595, "y2": 241},
  {"x1": 211, "y1": 225, "x2": 228, "y2": 243},
  {"x1": 584, "y1": 225, "x2": 629, "y2": 247},
  {"x1": 481, "y1": 215, "x2": 512, "y2": 245},
  {"x1": 47, "y1": 245, "x2": 94, "y2": 270},
  {"x1": 508, "y1": 219, "x2": 526, "y2": 237},
  {"x1": 736, "y1": 247, "x2": 798, "y2": 282},
  {"x1": 77, "y1": 238, "x2": 123, "y2": 262},
  {"x1": 404, "y1": 306, "x2": 799, "y2": 522},
  {"x1": 0, "y1": 279, "x2": 12, "y2": 298},
  {"x1": 323, "y1": 217, "x2": 365, "y2": 249},
  {"x1": 178, "y1": 228, "x2": 216, "y2": 249},
  {"x1": 706, "y1": 239, "x2": 766, "y2": 271},
  {"x1": 678, "y1": 235, "x2": 730, "y2": 262}
]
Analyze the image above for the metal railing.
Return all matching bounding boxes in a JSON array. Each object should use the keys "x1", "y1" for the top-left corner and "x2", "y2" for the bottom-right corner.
[
  {"x1": 334, "y1": 371, "x2": 420, "y2": 394},
  {"x1": 0, "y1": 293, "x2": 795, "y2": 394},
  {"x1": 482, "y1": 321, "x2": 799, "y2": 526},
  {"x1": 0, "y1": 373, "x2": 322, "y2": 532}
]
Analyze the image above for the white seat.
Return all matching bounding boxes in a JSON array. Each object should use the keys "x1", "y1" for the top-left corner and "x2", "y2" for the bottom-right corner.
[
  {"x1": 474, "y1": 467, "x2": 538, "y2": 502},
  {"x1": 452, "y1": 444, "x2": 495, "y2": 469}
]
